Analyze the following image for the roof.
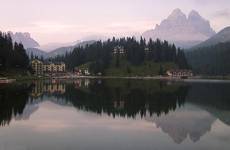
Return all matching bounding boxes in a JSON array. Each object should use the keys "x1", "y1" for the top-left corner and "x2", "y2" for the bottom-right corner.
[
  {"x1": 43, "y1": 61, "x2": 65, "y2": 65},
  {"x1": 31, "y1": 59, "x2": 43, "y2": 63},
  {"x1": 167, "y1": 69, "x2": 193, "y2": 72}
]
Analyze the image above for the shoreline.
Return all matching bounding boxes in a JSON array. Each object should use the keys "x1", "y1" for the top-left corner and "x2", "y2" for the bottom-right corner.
[
  {"x1": 51, "y1": 75, "x2": 230, "y2": 82},
  {"x1": 1, "y1": 75, "x2": 230, "y2": 84}
]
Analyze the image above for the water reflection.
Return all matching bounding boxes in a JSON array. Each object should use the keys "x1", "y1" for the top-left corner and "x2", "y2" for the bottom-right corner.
[
  {"x1": 0, "y1": 83, "x2": 32, "y2": 126},
  {"x1": 146, "y1": 105, "x2": 216, "y2": 144},
  {"x1": 0, "y1": 79, "x2": 230, "y2": 146},
  {"x1": 30, "y1": 79, "x2": 189, "y2": 118}
]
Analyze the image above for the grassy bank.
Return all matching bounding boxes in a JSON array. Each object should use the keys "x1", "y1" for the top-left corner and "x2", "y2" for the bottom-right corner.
[
  {"x1": 77, "y1": 60, "x2": 178, "y2": 77},
  {"x1": 0, "y1": 69, "x2": 46, "y2": 81},
  {"x1": 105, "y1": 60, "x2": 177, "y2": 77}
]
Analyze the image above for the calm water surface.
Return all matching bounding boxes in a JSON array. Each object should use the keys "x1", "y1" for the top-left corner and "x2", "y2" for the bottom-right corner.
[{"x1": 0, "y1": 79, "x2": 230, "y2": 150}]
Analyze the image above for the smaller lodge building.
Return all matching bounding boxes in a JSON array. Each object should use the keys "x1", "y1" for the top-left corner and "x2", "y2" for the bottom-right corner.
[
  {"x1": 74, "y1": 67, "x2": 90, "y2": 76},
  {"x1": 166, "y1": 69, "x2": 193, "y2": 78}
]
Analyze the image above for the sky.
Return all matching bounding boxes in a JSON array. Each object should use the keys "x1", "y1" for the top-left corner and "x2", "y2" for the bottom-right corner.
[{"x1": 0, "y1": 0, "x2": 229, "y2": 45}]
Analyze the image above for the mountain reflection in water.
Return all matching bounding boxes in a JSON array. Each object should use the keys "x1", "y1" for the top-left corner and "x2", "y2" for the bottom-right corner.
[{"x1": 0, "y1": 79, "x2": 230, "y2": 146}]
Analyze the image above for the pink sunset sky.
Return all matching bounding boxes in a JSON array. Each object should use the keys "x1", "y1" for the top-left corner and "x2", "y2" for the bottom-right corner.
[{"x1": 0, "y1": 0, "x2": 229, "y2": 45}]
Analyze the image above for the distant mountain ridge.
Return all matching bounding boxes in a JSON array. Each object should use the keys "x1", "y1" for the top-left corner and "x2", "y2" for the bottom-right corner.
[
  {"x1": 47, "y1": 40, "x2": 96, "y2": 58},
  {"x1": 37, "y1": 41, "x2": 81, "y2": 52},
  {"x1": 142, "y1": 9, "x2": 216, "y2": 48},
  {"x1": 27, "y1": 40, "x2": 96, "y2": 58},
  {"x1": 9, "y1": 31, "x2": 39, "y2": 48},
  {"x1": 192, "y1": 26, "x2": 230, "y2": 48},
  {"x1": 37, "y1": 35, "x2": 107, "y2": 51},
  {"x1": 26, "y1": 48, "x2": 47, "y2": 58}
]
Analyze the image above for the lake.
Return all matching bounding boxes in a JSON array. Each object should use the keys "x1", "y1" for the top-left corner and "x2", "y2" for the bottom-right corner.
[{"x1": 0, "y1": 79, "x2": 230, "y2": 150}]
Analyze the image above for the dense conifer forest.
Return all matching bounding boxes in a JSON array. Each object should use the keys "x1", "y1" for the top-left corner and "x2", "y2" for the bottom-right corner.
[
  {"x1": 186, "y1": 42, "x2": 230, "y2": 75},
  {"x1": 51, "y1": 37, "x2": 189, "y2": 74},
  {"x1": 0, "y1": 32, "x2": 29, "y2": 71}
]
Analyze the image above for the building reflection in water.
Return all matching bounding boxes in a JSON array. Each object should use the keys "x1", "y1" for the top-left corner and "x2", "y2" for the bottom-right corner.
[
  {"x1": 74, "y1": 79, "x2": 90, "y2": 88},
  {"x1": 31, "y1": 80, "x2": 66, "y2": 98}
]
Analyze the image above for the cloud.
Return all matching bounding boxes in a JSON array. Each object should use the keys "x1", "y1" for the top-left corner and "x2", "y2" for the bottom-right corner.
[
  {"x1": 212, "y1": 9, "x2": 230, "y2": 18},
  {"x1": 4, "y1": 19, "x2": 157, "y2": 44},
  {"x1": 209, "y1": 9, "x2": 230, "y2": 31},
  {"x1": 9, "y1": 20, "x2": 155, "y2": 35},
  {"x1": 192, "y1": 0, "x2": 228, "y2": 5}
]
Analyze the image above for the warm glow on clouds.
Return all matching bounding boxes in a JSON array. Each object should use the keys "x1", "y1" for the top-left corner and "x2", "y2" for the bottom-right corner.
[{"x1": 5, "y1": 20, "x2": 156, "y2": 44}]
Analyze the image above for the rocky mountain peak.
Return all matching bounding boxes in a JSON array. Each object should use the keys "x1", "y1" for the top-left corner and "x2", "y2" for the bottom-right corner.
[
  {"x1": 9, "y1": 32, "x2": 39, "y2": 48},
  {"x1": 188, "y1": 10, "x2": 215, "y2": 37},
  {"x1": 188, "y1": 10, "x2": 201, "y2": 19},
  {"x1": 168, "y1": 8, "x2": 186, "y2": 20},
  {"x1": 142, "y1": 9, "x2": 216, "y2": 48}
]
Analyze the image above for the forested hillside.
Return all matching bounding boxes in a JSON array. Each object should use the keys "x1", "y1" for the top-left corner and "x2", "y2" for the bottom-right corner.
[
  {"x1": 186, "y1": 42, "x2": 230, "y2": 75},
  {"x1": 52, "y1": 37, "x2": 189, "y2": 75}
]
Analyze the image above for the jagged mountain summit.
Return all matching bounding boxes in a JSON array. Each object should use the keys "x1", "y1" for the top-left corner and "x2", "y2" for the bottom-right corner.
[
  {"x1": 188, "y1": 10, "x2": 215, "y2": 37},
  {"x1": 142, "y1": 9, "x2": 216, "y2": 48},
  {"x1": 9, "y1": 31, "x2": 39, "y2": 48}
]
